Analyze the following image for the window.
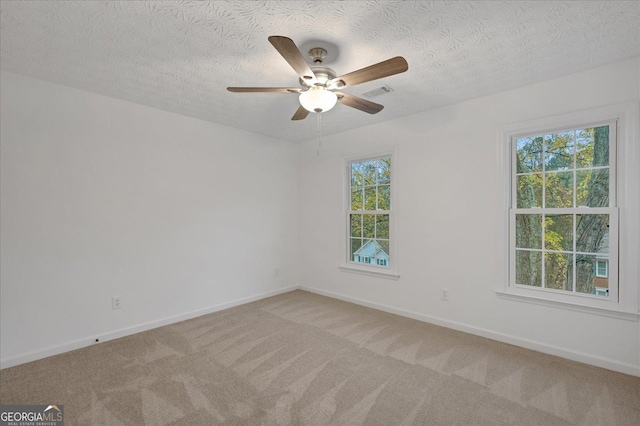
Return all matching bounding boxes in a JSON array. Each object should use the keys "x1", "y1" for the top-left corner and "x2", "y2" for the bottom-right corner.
[
  {"x1": 349, "y1": 157, "x2": 390, "y2": 268},
  {"x1": 512, "y1": 123, "x2": 617, "y2": 301},
  {"x1": 596, "y1": 260, "x2": 608, "y2": 278},
  {"x1": 499, "y1": 103, "x2": 639, "y2": 318},
  {"x1": 341, "y1": 151, "x2": 399, "y2": 279}
]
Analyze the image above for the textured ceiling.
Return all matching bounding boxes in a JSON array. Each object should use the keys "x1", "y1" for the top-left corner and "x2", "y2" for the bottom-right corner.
[{"x1": 2, "y1": 1, "x2": 640, "y2": 143}]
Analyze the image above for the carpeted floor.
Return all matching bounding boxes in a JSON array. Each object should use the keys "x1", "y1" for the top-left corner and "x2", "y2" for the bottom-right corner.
[{"x1": 1, "y1": 290, "x2": 638, "y2": 425}]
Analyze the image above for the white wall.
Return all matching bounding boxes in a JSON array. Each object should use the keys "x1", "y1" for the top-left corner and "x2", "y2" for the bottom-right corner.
[
  {"x1": 0, "y1": 72, "x2": 299, "y2": 366},
  {"x1": 297, "y1": 58, "x2": 640, "y2": 375},
  {"x1": 2, "y1": 58, "x2": 639, "y2": 375}
]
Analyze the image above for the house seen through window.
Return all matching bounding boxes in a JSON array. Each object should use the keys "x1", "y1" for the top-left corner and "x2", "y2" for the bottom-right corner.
[{"x1": 349, "y1": 157, "x2": 391, "y2": 268}]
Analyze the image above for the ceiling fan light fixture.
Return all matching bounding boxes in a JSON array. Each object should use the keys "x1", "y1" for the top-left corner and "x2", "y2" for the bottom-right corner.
[
  {"x1": 299, "y1": 86, "x2": 337, "y2": 113},
  {"x1": 229, "y1": 36, "x2": 407, "y2": 120}
]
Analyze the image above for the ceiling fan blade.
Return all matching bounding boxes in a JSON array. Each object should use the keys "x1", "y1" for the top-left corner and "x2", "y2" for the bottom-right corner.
[
  {"x1": 336, "y1": 92, "x2": 384, "y2": 114},
  {"x1": 291, "y1": 105, "x2": 310, "y2": 121},
  {"x1": 330, "y1": 57, "x2": 408, "y2": 88},
  {"x1": 268, "y1": 36, "x2": 317, "y2": 85},
  {"x1": 227, "y1": 87, "x2": 300, "y2": 93}
]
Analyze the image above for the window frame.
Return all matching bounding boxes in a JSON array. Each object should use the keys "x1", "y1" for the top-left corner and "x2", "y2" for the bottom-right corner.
[
  {"x1": 340, "y1": 149, "x2": 400, "y2": 279},
  {"x1": 497, "y1": 103, "x2": 639, "y2": 320},
  {"x1": 509, "y1": 120, "x2": 619, "y2": 305}
]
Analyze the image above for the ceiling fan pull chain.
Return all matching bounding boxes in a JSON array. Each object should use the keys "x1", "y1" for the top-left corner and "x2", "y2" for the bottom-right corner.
[{"x1": 317, "y1": 112, "x2": 322, "y2": 156}]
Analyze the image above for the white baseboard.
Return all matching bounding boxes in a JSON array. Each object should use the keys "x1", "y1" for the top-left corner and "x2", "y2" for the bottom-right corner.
[
  {"x1": 299, "y1": 286, "x2": 640, "y2": 378},
  {"x1": 0, "y1": 286, "x2": 297, "y2": 370}
]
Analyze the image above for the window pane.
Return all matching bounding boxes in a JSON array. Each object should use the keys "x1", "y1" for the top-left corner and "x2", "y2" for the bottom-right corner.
[
  {"x1": 378, "y1": 239, "x2": 390, "y2": 257},
  {"x1": 517, "y1": 174, "x2": 542, "y2": 208},
  {"x1": 350, "y1": 214, "x2": 363, "y2": 238},
  {"x1": 544, "y1": 214, "x2": 573, "y2": 251},
  {"x1": 363, "y1": 215, "x2": 375, "y2": 239},
  {"x1": 576, "y1": 126, "x2": 609, "y2": 168},
  {"x1": 576, "y1": 254, "x2": 608, "y2": 296},
  {"x1": 351, "y1": 187, "x2": 364, "y2": 210},
  {"x1": 515, "y1": 250, "x2": 542, "y2": 287},
  {"x1": 516, "y1": 214, "x2": 542, "y2": 249},
  {"x1": 576, "y1": 214, "x2": 609, "y2": 254},
  {"x1": 363, "y1": 161, "x2": 376, "y2": 185},
  {"x1": 350, "y1": 238, "x2": 363, "y2": 262},
  {"x1": 377, "y1": 185, "x2": 390, "y2": 210},
  {"x1": 545, "y1": 252, "x2": 573, "y2": 291},
  {"x1": 376, "y1": 214, "x2": 389, "y2": 239},
  {"x1": 516, "y1": 136, "x2": 543, "y2": 173},
  {"x1": 544, "y1": 132, "x2": 574, "y2": 171},
  {"x1": 545, "y1": 171, "x2": 573, "y2": 208},
  {"x1": 374, "y1": 238, "x2": 389, "y2": 268},
  {"x1": 364, "y1": 187, "x2": 376, "y2": 210},
  {"x1": 378, "y1": 158, "x2": 391, "y2": 184},
  {"x1": 576, "y1": 169, "x2": 609, "y2": 207},
  {"x1": 351, "y1": 162, "x2": 364, "y2": 187}
]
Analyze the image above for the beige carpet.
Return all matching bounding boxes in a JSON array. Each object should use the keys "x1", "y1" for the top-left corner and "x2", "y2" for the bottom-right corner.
[{"x1": 1, "y1": 290, "x2": 638, "y2": 425}]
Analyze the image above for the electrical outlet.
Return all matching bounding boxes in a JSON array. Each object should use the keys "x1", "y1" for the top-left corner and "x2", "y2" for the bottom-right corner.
[
  {"x1": 112, "y1": 296, "x2": 122, "y2": 310},
  {"x1": 440, "y1": 288, "x2": 449, "y2": 301}
]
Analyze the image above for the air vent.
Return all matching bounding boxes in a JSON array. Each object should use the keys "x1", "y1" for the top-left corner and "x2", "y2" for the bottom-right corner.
[{"x1": 362, "y1": 85, "x2": 394, "y2": 98}]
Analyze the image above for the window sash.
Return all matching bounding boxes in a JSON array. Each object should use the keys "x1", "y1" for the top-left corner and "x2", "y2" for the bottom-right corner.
[
  {"x1": 509, "y1": 207, "x2": 618, "y2": 301},
  {"x1": 510, "y1": 121, "x2": 617, "y2": 210}
]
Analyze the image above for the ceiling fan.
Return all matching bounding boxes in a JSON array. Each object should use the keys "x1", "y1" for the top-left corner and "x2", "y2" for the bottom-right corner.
[{"x1": 227, "y1": 36, "x2": 409, "y2": 121}]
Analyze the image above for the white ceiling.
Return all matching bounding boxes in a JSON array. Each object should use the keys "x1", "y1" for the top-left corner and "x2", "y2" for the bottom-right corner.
[{"x1": 2, "y1": 1, "x2": 639, "y2": 143}]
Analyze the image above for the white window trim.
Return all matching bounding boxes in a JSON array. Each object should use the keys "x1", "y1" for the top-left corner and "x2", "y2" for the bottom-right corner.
[
  {"x1": 497, "y1": 102, "x2": 639, "y2": 321},
  {"x1": 339, "y1": 148, "x2": 400, "y2": 280}
]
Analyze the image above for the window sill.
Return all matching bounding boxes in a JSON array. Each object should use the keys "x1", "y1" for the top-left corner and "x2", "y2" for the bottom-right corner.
[
  {"x1": 339, "y1": 264, "x2": 400, "y2": 280},
  {"x1": 496, "y1": 289, "x2": 639, "y2": 321}
]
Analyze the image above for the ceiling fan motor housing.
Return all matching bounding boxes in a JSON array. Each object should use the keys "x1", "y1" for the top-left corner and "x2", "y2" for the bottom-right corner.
[{"x1": 300, "y1": 66, "x2": 337, "y2": 88}]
